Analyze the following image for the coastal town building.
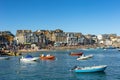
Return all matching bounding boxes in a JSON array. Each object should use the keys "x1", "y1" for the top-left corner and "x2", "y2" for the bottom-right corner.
[
  {"x1": 44, "y1": 30, "x2": 52, "y2": 41},
  {"x1": 66, "y1": 32, "x2": 78, "y2": 46},
  {"x1": 116, "y1": 36, "x2": 120, "y2": 42},
  {"x1": 84, "y1": 34, "x2": 97, "y2": 45},
  {"x1": 65, "y1": 32, "x2": 86, "y2": 46},
  {"x1": 52, "y1": 32, "x2": 66, "y2": 43},
  {"x1": 1, "y1": 29, "x2": 120, "y2": 50},
  {"x1": 46, "y1": 29, "x2": 67, "y2": 46},
  {"x1": 104, "y1": 39, "x2": 112, "y2": 46},
  {"x1": 32, "y1": 30, "x2": 47, "y2": 48},
  {"x1": 16, "y1": 30, "x2": 32, "y2": 44}
]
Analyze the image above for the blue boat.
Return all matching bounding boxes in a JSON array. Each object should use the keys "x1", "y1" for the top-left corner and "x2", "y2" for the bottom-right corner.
[{"x1": 72, "y1": 65, "x2": 107, "y2": 73}]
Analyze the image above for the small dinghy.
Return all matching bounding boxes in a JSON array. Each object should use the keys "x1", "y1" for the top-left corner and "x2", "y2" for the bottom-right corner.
[
  {"x1": 77, "y1": 54, "x2": 93, "y2": 60},
  {"x1": 71, "y1": 65, "x2": 107, "y2": 73},
  {"x1": 40, "y1": 54, "x2": 55, "y2": 60},
  {"x1": 20, "y1": 55, "x2": 39, "y2": 62},
  {"x1": 0, "y1": 56, "x2": 9, "y2": 60},
  {"x1": 69, "y1": 52, "x2": 83, "y2": 56}
]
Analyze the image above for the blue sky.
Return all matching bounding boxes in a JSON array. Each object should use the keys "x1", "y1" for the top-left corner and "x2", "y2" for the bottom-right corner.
[{"x1": 0, "y1": 0, "x2": 120, "y2": 35}]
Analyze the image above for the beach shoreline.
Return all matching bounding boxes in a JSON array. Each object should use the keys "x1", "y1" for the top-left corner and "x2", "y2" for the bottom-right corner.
[{"x1": 18, "y1": 44, "x2": 104, "y2": 53}]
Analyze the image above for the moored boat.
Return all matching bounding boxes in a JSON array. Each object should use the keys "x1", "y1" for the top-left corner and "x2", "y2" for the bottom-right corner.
[
  {"x1": 77, "y1": 54, "x2": 93, "y2": 60},
  {"x1": 40, "y1": 54, "x2": 55, "y2": 60},
  {"x1": 0, "y1": 56, "x2": 9, "y2": 60},
  {"x1": 69, "y1": 52, "x2": 83, "y2": 56},
  {"x1": 71, "y1": 65, "x2": 107, "y2": 73},
  {"x1": 20, "y1": 55, "x2": 39, "y2": 62}
]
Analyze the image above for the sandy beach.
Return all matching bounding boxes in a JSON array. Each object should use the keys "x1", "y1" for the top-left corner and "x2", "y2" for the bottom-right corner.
[{"x1": 18, "y1": 44, "x2": 103, "y2": 53}]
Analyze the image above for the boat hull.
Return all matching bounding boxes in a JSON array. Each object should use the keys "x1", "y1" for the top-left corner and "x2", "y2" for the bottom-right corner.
[
  {"x1": 77, "y1": 55, "x2": 93, "y2": 60},
  {"x1": 69, "y1": 52, "x2": 83, "y2": 56},
  {"x1": 20, "y1": 57, "x2": 39, "y2": 62},
  {"x1": 0, "y1": 57, "x2": 9, "y2": 60},
  {"x1": 74, "y1": 65, "x2": 107, "y2": 73},
  {"x1": 40, "y1": 56, "x2": 55, "y2": 60}
]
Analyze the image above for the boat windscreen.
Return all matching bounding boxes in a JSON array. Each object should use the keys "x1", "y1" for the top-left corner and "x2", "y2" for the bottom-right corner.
[{"x1": 25, "y1": 55, "x2": 33, "y2": 58}]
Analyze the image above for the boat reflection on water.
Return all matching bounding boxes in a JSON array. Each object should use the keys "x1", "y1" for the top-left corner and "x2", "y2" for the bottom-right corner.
[
  {"x1": 74, "y1": 72, "x2": 106, "y2": 80},
  {"x1": 20, "y1": 60, "x2": 38, "y2": 64},
  {"x1": 19, "y1": 60, "x2": 39, "y2": 70}
]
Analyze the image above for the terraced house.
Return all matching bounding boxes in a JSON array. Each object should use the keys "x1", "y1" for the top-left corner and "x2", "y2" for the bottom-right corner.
[
  {"x1": 66, "y1": 32, "x2": 87, "y2": 46},
  {"x1": 16, "y1": 30, "x2": 32, "y2": 44}
]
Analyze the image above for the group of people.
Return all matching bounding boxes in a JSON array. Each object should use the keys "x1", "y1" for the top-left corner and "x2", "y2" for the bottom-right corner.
[{"x1": 41, "y1": 54, "x2": 51, "y2": 57}]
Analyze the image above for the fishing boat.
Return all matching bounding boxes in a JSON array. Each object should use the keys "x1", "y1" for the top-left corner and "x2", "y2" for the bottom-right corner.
[
  {"x1": 69, "y1": 52, "x2": 83, "y2": 56},
  {"x1": 40, "y1": 54, "x2": 55, "y2": 60},
  {"x1": 71, "y1": 65, "x2": 107, "y2": 73},
  {"x1": 77, "y1": 54, "x2": 93, "y2": 60},
  {"x1": 20, "y1": 55, "x2": 39, "y2": 62}
]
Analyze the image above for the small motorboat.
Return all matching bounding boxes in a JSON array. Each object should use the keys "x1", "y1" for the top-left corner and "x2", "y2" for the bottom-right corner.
[
  {"x1": 40, "y1": 54, "x2": 55, "y2": 60},
  {"x1": 71, "y1": 65, "x2": 107, "y2": 73},
  {"x1": 0, "y1": 56, "x2": 9, "y2": 60},
  {"x1": 20, "y1": 55, "x2": 39, "y2": 62},
  {"x1": 77, "y1": 54, "x2": 93, "y2": 60},
  {"x1": 69, "y1": 52, "x2": 83, "y2": 56}
]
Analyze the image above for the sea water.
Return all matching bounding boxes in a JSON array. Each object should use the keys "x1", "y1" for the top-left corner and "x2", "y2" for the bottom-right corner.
[{"x1": 0, "y1": 48, "x2": 120, "y2": 80}]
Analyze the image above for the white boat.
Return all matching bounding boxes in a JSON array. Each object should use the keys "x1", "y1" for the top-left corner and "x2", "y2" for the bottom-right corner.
[
  {"x1": 20, "y1": 55, "x2": 39, "y2": 62},
  {"x1": 71, "y1": 65, "x2": 107, "y2": 73},
  {"x1": 0, "y1": 56, "x2": 9, "y2": 60},
  {"x1": 77, "y1": 54, "x2": 93, "y2": 60}
]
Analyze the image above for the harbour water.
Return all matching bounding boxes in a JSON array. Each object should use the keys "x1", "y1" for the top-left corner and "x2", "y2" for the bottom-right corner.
[{"x1": 0, "y1": 48, "x2": 120, "y2": 80}]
